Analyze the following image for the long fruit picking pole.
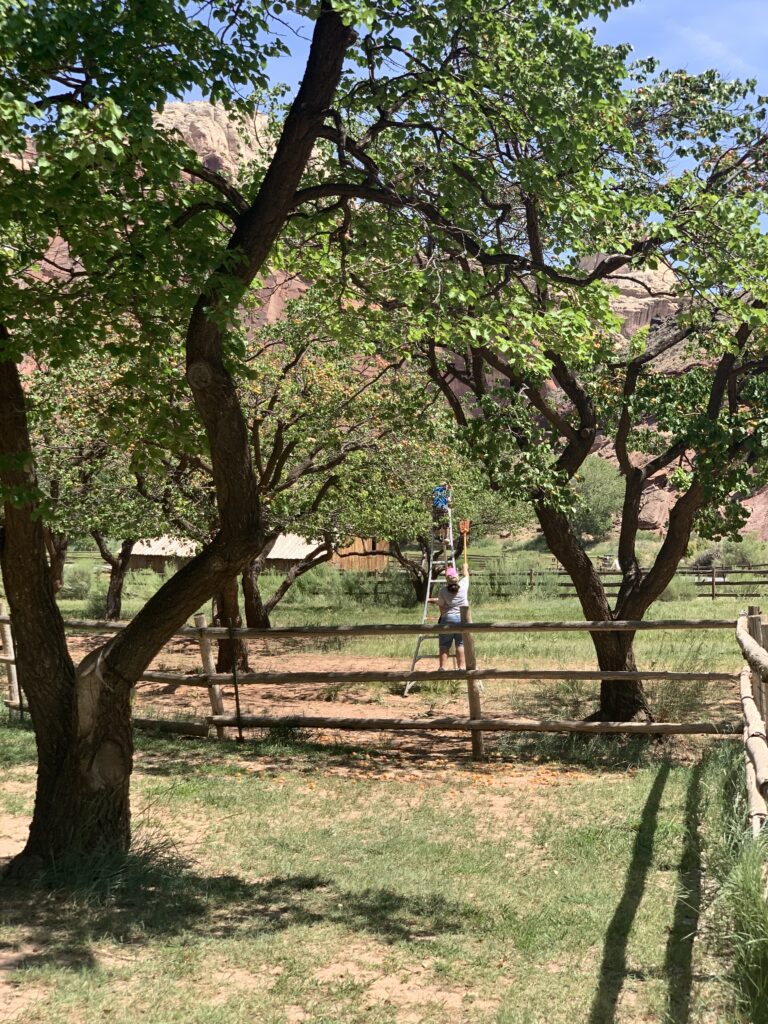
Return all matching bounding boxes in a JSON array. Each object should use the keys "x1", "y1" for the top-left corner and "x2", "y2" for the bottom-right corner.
[{"x1": 460, "y1": 519, "x2": 470, "y2": 573}]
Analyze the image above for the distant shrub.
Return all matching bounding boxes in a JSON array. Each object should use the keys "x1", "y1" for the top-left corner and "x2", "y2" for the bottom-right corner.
[
  {"x1": 691, "y1": 535, "x2": 768, "y2": 569},
  {"x1": 722, "y1": 535, "x2": 768, "y2": 567},
  {"x1": 84, "y1": 587, "x2": 109, "y2": 619},
  {"x1": 569, "y1": 456, "x2": 624, "y2": 542},
  {"x1": 61, "y1": 565, "x2": 92, "y2": 599},
  {"x1": 366, "y1": 566, "x2": 418, "y2": 608},
  {"x1": 286, "y1": 563, "x2": 345, "y2": 602}
]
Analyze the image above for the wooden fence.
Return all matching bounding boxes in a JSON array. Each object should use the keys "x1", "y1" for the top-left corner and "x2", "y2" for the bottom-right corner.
[
  {"x1": 1, "y1": 600, "x2": 742, "y2": 761},
  {"x1": 354, "y1": 564, "x2": 768, "y2": 602},
  {"x1": 735, "y1": 605, "x2": 768, "y2": 836}
]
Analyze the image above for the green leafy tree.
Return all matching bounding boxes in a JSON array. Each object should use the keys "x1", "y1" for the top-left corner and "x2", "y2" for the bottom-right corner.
[
  {"x1": 0, "y1": 0, "x2": 357, "y2": 874},
  {"x1": 570, "y1": 456, "x2": 624, "y2": 542},
  {"x1": 330, "y1": 436, "x2": 528, "y2": 602},
  {"x1": 26, "y1": 356, "x2": 184, "y2": 619},
  {"x1": 132, "y1": 292, "x2": 450, "y2": 628},
  {"x1": 274, "y1": 31, "x2": 768, "y2": 720},
  {"x1": 7, "y1": 0, "x2": 763, "y2": 874}
]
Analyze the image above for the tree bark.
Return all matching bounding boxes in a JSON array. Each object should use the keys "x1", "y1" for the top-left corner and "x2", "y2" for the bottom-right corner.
[
  {"x1": 1, "y1": 355, "x2": 133, "y2": 873},
  {"x1": 92, "y1": 532, "x2": 135, "y2": 621},
  {"x1": 390, "y1": 539, "x2": 430, "y2": 603},
  {"x1": 213, "y1": 576, "x2": 249, "y2": 672},
  {"x1": 242, "y1": 566, "x2": 271, "y2": 629},
  {"x1": 105, "y1": 540, "x2": 134, "y2": 621},
  {"x1": 591, "y1": 630, "x2": 650, "y2": 720},
  {"x1": 43, "y1": 527, "x2": 68, "y2": 594},
  {"x1": 535, "y1": 501, "x2": 650, "y2": 721}
]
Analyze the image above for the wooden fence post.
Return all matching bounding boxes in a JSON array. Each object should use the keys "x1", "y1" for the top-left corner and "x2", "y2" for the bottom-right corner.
[
  {"x1": 195, "y1": 613, "x2": 227, "y2": 740},
  {"x1": 711, "y1": 563, "x2": 717, "y2": 601},
  {"x1": 761, "y1": 614, "x2": 768, "y2": 725},
  {"x1": 0, "y1": 600, "x2": 20, "y2": 717},
  {"x1": 461, "y1": 605, "x2": 485, "y2": 761},
  {"x1": 748, "y1": 606, "x2": 765, "y2": 722}
]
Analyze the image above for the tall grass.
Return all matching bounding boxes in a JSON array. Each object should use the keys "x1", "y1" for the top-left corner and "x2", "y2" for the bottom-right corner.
[{"x1": 701, "y1": 742, "x2": 768, "y2": 1022}]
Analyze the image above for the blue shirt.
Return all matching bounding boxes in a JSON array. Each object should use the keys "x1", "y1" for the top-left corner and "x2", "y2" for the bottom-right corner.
[{"x1": 432, "y1": 485, "x2": 450, "y2": 510}]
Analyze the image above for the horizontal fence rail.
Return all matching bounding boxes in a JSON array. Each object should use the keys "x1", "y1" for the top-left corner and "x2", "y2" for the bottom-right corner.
[
  {"x1": 736, "y1": 608, "x2": 768, "y2": 835},
  {"x1": 136, "y1": 667, "x2": 738, "y2": 687},
  {"x1": 1, "y1": 603, "x2": 743, "y2": 756},
  {"x1": 0, "y1": 616, "x2": 733, "y2": 638},
  {"x1": 207, "y1": 713, "x2": 737, "y2": 736}
]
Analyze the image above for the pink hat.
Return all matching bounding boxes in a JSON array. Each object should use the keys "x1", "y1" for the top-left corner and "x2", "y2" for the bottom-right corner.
[{"x1": 445, "y1": 567, "x2": 459, "y2": 579}]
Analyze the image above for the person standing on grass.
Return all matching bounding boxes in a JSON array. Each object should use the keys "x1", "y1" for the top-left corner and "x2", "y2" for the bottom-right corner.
[{"x1": 432, "y1": 562, "x2": 470, "y2": 670}]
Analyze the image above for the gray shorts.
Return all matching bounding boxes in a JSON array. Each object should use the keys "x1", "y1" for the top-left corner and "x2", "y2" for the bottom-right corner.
[{"x1": 438, "y1": 615, "x2": 463, "y2": 652}]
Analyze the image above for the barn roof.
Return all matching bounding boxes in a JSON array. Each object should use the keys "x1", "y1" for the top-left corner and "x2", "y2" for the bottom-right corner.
[
  {"x1": 266, "y1": 533, "x2": 319, "y2": 560},
  {"x1": 133, "y1": 536, "x2": 197, "y2": 558}
]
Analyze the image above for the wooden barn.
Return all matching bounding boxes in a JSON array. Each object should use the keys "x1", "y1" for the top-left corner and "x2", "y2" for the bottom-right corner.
[
  {"x1": 263, "y1": 534, "x2": 391, "y2": 573},
  {"x1": 331, "y1": 537, "x2": 391, "y2": 573},
  {"x1": 264, "y1": 534, "x2": 320, "y2": 573},
  {"x1": 131, "y1": 536, "x2": 197, "y2": 573}
]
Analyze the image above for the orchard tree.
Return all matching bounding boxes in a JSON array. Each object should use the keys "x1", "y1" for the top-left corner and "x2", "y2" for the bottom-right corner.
[
  {"x1": 329, "y1": 437, "x2": 530, "y2": 602},
  {"x1": 0, "y1": 0, "x2": 358, "y2": 873},
  {"x1": 27, "y1": 356, "x2": 186, "y2": 619},
  {"x1": 274, "y1": 37, "x2": 768, "y2": 720},
  {"x1": 132, "y1": 292, "x2": 447, "y2": 629}
]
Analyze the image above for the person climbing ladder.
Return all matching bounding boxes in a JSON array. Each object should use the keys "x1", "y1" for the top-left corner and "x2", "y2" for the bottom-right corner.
[
  {"x1": 431, "y1": 480, "x2": 452, "y2": 546},
  {"x1": 406, "y1": 505, "x2": 471, "y2": 690}
]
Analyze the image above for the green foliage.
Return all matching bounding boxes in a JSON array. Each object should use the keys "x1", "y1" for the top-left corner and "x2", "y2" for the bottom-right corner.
[
  {"x1": 569, "y1": 456, "x2": 624, "y2": 541},
  {"x1": 689, "y1": 534, "x2": 768, "y2": 569},
  {"x1": 84, "y1": 585, "x2": 110, "y2": 620},
  {"x1": 721, "y1": 536, "x2": 768, "y2": 567}
]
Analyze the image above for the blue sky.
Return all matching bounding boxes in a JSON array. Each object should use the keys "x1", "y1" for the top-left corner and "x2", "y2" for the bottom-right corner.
[{"x1": 593, "y1": 0, "x2": 768, "y2": 90}]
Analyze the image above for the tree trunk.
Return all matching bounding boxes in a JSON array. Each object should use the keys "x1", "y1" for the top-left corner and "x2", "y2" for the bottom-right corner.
[
  {"x1": 0, "y1": 8, "x2": 355, "y2": 874},
  {"x1": 535, "y1": 502, "x2": 650, "y2": 721},
  {"x1": 1, "y1": 356, "x2": 132, "y2": 874},
  {"x1": 43, "y1": 528, "x2": 68, "y2": 593},
  {"x1": 591, "y1": 630, "x2": 650, "y2": 721},
  {"x1": 104, "y1": 539, "x2": 135, "y2": 621},
  {"x1": 410, "y1": 573, "x2": 429, "y2": 604},
  {"x1": 21, "y1": 656, "x2": 134, "y2": 868},
  {"x1": 389, "y1": 540, "x2": 429, "y2": 604},
  {"x1": 242, "y1": 565, "x2": 271, "y2": 629},
  {"x1": 213, "y1": 576, "x2": 249, "y2": 672}
]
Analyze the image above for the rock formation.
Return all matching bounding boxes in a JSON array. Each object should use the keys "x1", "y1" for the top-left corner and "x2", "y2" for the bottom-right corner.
[{"x1": 157, "y1": 101, "x2": 269, "y2": 181}]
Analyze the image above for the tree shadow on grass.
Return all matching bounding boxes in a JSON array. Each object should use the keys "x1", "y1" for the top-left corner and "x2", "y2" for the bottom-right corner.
[
  {"x1": 664, "y1": 760, "x2": 704, "y2": 1024},
  {"x1": 495, "y1": 732, "x2": 662, "y2": 773},
  {"x1": 134, "y1": 730, "x2": 377, "y2": 778},
  {"x1": 588, "y1": 761, "x2": 670, "y2": 1024},
  {"x1": 0, "y1": 847, "x2": 482, "y2": 975}
]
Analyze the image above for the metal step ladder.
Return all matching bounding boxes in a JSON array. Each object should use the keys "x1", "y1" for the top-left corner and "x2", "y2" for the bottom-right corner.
[{"x1": 404, "y1": 505, "x2": 457, "y2": 694}]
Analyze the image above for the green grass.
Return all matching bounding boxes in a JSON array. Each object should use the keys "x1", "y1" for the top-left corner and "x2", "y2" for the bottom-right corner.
[
  {"x1": 0, "y1": 719, "x2": 760, "y2": 1023},
  {"x1": 697, "y1": 742, "x2": 768, "y2": 1024},
  {"x1": 1, "y1": 538, "x2": 763, "y2": 1019}
]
